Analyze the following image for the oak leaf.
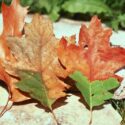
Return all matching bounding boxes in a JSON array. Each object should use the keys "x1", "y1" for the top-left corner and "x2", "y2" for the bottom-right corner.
[
  {"x1": 0, "y1": 0, "x2": 27, "y2": 59},
  {"x1": 4, "y1": 14, "x2": 69, "y2": 101},
  {"x1": 0, "y1": 0, "x2": 28, "y2": 102},
  {"x1": 2, "y1": 0, "x2": 27, "y2": 37},
  {"x1": 58, "y1": 16, "x2": 125, "y2": 81}
]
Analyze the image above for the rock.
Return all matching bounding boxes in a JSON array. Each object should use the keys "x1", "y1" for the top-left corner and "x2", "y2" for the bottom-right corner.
[
  {"x1": 0, "y1": 86, "x2": 9, "y2": 107},
  {"x1": 114, "y1": 78, "x2": 125, "y2": 99},
  {"x1": 0, "y1": 94, "x2": 122, "y2": 125}
]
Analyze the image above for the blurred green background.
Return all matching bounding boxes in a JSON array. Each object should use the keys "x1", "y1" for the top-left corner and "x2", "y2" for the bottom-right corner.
[{"x1": 1, "y1": 0, "x2": 125, "y2": 31}]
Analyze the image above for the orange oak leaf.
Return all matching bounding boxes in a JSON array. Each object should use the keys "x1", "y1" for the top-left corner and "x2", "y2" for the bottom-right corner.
[
  {"x1": 58, "y1": 16, "x2": 125, "y2": 81},
  {"x1": 4, "y1": 14, "x2": 69, "y2": 101},
  {"x1": 2, "y1": 0, "x2": 27, "y2": 37},
  {"x1": 0, "y1": 0, "x2": 28, "y2": 102},
  {"x1": 0, "y1": 0, "x2": 27, "y2": 59}
]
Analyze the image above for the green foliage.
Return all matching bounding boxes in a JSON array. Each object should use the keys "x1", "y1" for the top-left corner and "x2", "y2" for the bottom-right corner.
[
  {"x1": 70, "y1": 71, "x2": 119, "y2": 109},
  {"x1": 20, "y1": 0, "x2": 33, "y2": 7},
  {"x1": 102, "y1": 0, "x2": 125, "y2": 31},
  {"x1": 16, "y1": 70, "x2": 55, "y2": 109},
  {"x1": 3, "y1": 0, "x2": 12, "y2": 5},
  {"x1": 20, "y1": 0, "x2": 64, "y2": 21},
  {"x1": 1, "y1": 0, "x2": 125, "y2": 30},
  {"x1": 110, "y1": 14, "x2": 125, "y2": 31},
  {"x1": 62, "y1": 0, "x2": 111, "y2": 15}
]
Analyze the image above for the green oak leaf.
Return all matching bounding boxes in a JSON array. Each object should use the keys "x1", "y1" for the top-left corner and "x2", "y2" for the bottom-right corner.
[
  {"x1": 16, "y1": 70, "x2": 55, "y2": 109},
  {"x1": 70, "y1": 71, "x2": 119, "y2": 109}
]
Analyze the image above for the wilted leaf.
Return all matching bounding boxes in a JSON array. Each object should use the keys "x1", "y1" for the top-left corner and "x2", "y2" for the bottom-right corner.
[
  {"x1": 4, "y1": 14, "x2": 69, "y2": 102},
  {"x1": 70, "y1": 71, "x2": 119, "y2": 108}
]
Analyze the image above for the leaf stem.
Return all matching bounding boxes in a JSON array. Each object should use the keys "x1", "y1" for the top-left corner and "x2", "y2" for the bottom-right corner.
[
  {"x1": 89, "y1": 108, "x2": 93, "y2": 125},
  {"x1": 0, "y1": 97, "x2": 13, "y2": 117},
  {"x1": 51, "y1": 110, "x2": 60, "y2": 125}
]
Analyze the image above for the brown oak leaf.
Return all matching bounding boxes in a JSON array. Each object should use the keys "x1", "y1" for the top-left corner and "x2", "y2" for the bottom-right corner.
[
  {"x1": 4, "y1": 14, "x2": 69, "y2": 101},
  {"x1": 58, "y1": 16, "x2": 125, "y2": 81}
]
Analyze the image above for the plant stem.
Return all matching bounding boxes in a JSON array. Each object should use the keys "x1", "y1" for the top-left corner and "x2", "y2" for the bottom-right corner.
[
  {"x1": 89, "y1": 108, "x2": 93, "y2": 125},
  {"x1": 0, "y1": 98, "x2": 13, "y2": 117},
  {"x1": 51, "y1": 110, "x2": 60, "y2": 125}
]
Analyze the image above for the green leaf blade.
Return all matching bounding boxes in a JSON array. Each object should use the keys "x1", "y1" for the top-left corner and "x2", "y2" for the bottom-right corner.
[
  {"x1": 103, "y1": 78, "x2": 120, "y2": 90},
  {"x1": 70, "y1": 71, "x2": 91, "y2": 107},
  {"x1": 16, "y1": 70, "x2": 54, "y2": 109},
  {"x1": 70, "y1": 71, "x2": 119, "y2": 109}
]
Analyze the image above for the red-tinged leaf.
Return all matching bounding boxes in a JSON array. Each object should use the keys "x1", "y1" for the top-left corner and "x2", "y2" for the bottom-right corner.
[
  {"x1": 2, "y1": 0, "x2": 28, "y2": 37},
  {"x1": 58, "y1": 16, "x2": 125, "y2": 81},
  {"x1": 58, "y1": 37, "x2": 90, "y2": 77},
  {"x1": 0, "y1": 0, "x2": 27, "y2": 59},
  {"x1": 0, "y1": 0, "x2": 29, "y2": 102}
]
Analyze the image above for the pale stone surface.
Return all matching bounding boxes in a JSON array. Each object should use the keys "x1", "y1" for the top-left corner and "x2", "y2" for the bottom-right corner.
[
  {"x1": 0, "y1": 87, "x2": 8, "y2": 106},
  {"x1": 0, "y1": 94, "x2": 122, "y2": 125},
  {"x1": 114, "y1": 78, "x2": 125, "y2": 99}
]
